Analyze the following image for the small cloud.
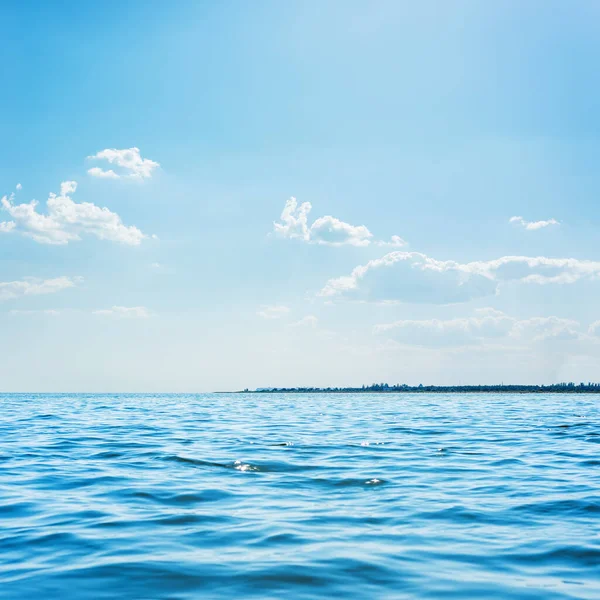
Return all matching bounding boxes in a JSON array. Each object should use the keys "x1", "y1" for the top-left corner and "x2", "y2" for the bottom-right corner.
[
  {"x1": 257, "y1": 305, "x2": 290, "y2": 319},
  {"x1": 150, "y1": 262, "x2": 162, "y2": 269},
  {"x1": 87, "y1": 167, "x2": 119, "y2": 179},
  {"x1": 288, "y1": 315, "x2": 318, "y2": 328},
  {"x1": 474, "y1": 307, "x2": 506, "y2": 318},
  {"x1": 93, "y1": 306, "x2": 152, "y2": 319},
  {"x1": 375, "y1": 235, "x2": 407, "y2": 248},
  {"x1": 0, "y1": 221, "x2": 16, "y2": 233},
  {"x1": 0, "y1": 276, "x2": 80, "y2": 301},
  {"x1": 588, "y1": 321, "x2": 600, "y2": 336},
  {"x1": 87, "y1": 147, "x2": 160, "y2": 180},
  {"x1": 509, "y1": 216, "x2": 560, "y2": 230},
  {"x1": 273, "y1": 197, "x2": 408, "y2": 248},
  {"x1": 274, "y1": 197, "x2": 373, "y2": 247},
  {"x1": 16, "y1": 183, "x2": 22, "y2": 191}
]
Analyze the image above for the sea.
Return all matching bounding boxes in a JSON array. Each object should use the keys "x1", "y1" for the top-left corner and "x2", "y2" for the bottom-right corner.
[{"x1": 0, "y1": 392, "x2": 599, "y2": 599}]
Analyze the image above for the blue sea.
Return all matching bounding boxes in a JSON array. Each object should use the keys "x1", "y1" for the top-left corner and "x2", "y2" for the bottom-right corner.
[{"x1": 1, "y1": 393, "x2": 599, "y2": 599}]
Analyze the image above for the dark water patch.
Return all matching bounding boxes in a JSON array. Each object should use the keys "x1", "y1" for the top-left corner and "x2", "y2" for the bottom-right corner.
[
  {"x1": 0, "y1": 501, "x2": 38, "y2": 518},
  {"x1": 511, "y1": 498, "x2": 600, "y2": 517},
  {"x1": 491, "y1": 457, "x2": 526, "y2": 467},
  {"x1": 89, "y1": 450, "x2": 125, "y2": 460}
]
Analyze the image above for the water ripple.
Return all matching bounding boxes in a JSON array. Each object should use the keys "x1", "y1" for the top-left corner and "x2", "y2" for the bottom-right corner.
[{"x1": 0, "y1": 392, "x2": 599, "y2": 599}]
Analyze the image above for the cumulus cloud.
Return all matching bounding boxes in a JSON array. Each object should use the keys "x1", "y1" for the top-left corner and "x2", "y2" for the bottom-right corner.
[
  {"x1": 93, "y1": 306, "x2": 152, "y2": 318},
  {"x1": 375, "y1": 310, "x2": 581, "y2": 347},
  {"x1": 274, "y1": 197, "x2": 373, "y2": 247},
  {"x1": 0, "y1": 276, "x2": 79, "y2": 301},
  {"x1": 0, "y1": 181, "x2": 146, "y2": 245},
  {"x1": 257, "y1": 305, "x2": 290, "y2": 319},
  {"x1": 87, "y1": 147, "x2": 159, "y2": 180},
  {"x1": 15, "y1": 183, "x2": 22, "y2": 191},
  {"x1": 320, "y1": 251, "x2": 600, "y2": 303},
  {"x1": 510, "y1": 216, "x2": 560, "y2": 230}
]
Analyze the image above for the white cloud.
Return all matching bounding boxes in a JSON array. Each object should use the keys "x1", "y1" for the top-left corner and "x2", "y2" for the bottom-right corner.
[
  {"x1": 0, "y1": 276, "x2": 79, "y2": 301},
  {"x1": 1, "y1": 181, "x2": 146, "y2": 245},
  {"x1": 15, "y1": 183, "x2": 22, "y2": 191},
  {"x1": 93, "y1": 306, "x2": 152, "y2": 318},
  {"x1": 274, "y1": 197, "x2": 373, "y2": 247},
  {"x1": 510, "y1": 216, "x2": 560, "y2": 230},
  {"x1": 588, "y1": 321, "x2": 600, "y2": 336},
  {"x1": 309, "y1": 216, "x2": 372, "y2": 247},
  {"x1": 510, "y1": 316, "x2": 581, "y2": 341},
  {"x1": 288, "y1": 315, "x2": 319, "y2": 328},
  {"x1": 274, "y1": 198, "x2": 311, "y2": 241},
  {"x1": 257, "y1": 305, "x2": 290, "y2": 319},
  {"x1": 87, "y1": 167, "x2": 119, "y2": 179},
  {"x1": 0, "y1": 221, "x2": 15, "y2": 232},
  {"x1": 87, "y1": 147, "x2": 159, "y2": 180},
  {"x1": 375, "y1": 235, "x2": 407, "y2": 248},
  {"x1": 375, "y1": 310, "x2": 581, "y2": 347},
  {"x1": 320, "y1": 251, "x2": 600, "y2": 303}
]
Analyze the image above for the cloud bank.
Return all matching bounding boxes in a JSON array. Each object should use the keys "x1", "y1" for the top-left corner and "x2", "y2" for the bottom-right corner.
[
  {"x1": 320, "y1": 251, "x2": 600, "y2": 303},
  {"x1": 374, "y1": 309, "x2": 581, "y2": 347}
]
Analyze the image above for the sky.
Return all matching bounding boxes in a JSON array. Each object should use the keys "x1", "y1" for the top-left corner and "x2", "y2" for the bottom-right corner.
[{"x1": 2, "y1": 0, "x2": 600, "y2": 391}]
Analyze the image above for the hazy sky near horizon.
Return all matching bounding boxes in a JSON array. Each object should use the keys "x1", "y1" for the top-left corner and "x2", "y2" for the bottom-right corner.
[{"x1": 2, "y1": 0, "x2": 600, "y2": 391}]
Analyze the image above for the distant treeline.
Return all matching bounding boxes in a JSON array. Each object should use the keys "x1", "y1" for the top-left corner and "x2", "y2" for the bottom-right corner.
[{"x1": 249, "y1": 382, "x2": 600, "y2": 394}]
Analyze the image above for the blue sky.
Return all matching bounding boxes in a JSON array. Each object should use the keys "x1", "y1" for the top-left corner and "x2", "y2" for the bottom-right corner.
[{"x1": 2, "y1": 0, "x2": 600, "y2": 391}]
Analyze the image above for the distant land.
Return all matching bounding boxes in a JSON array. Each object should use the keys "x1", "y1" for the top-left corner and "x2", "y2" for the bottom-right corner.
[{"x1": 240, "y1": 383, "x2": 600, "y2": 394}]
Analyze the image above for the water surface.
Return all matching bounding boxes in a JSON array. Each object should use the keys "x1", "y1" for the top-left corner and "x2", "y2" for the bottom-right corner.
[{"x1": 1, "y1": 393, "x2": 599, "y2": 599}]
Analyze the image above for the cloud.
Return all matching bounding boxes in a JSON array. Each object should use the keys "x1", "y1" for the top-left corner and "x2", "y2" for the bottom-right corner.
[
  {"x1": 375, "y1": 235, "x2": 407, "y2": 248},
  {"x1": 375, "y1": 310, "x2": 581, "y2": 347},
  {"x1": 257, "y1": 305, "x2": 290, "y2": 319},
  {"x1": 93, "y1": 306, "x2": 152, "y2": 318},
  {"x1": 0, "y1": 276, "x2": 79, "y2": 301},
  {"x1": 288, "y1": 315, "x2": 319, "y2": 328},
  {"x1": 309, "y1": 216, "x2": 372, "y2": 247},
  {"x1": 87, "y1": 167, "x2": 119, "y2": 179},
  {"x1": 15, "y1": 183, "x2": 22, "y2": 191},
  {"x1": 510, "y1": 216, "x2": 560, "y2": 230},
  {"x1": 1, "y1": 181, "x2": 146, "y2": 245},
  {"x1": 87, "y1": 147, "x2": 159, "y2": 180},
  {"x1": 274, "y1": 197, "x2": 373, "y2": 247},
  {"x1": 320, "y1": 251, "x2": 600, "y2": 303},
  {"x1": 588, "y1": 321, "x2": 600, "y2": 336},
  {"x1": 0, "y1": 221, "x2": 16, "y2": 232},
  {"x1": 510, "y1": 316, "x2": 581, "y2": 341}
]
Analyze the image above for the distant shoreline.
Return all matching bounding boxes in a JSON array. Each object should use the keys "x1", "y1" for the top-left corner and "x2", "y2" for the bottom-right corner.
[{"x1": 238, "y1": 384, "x2": 600, "y2": 394}]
